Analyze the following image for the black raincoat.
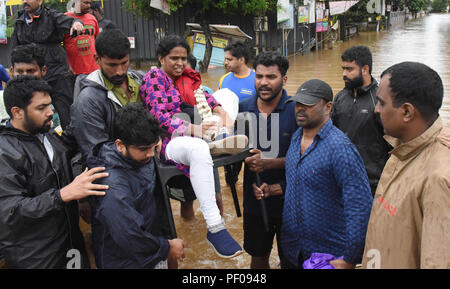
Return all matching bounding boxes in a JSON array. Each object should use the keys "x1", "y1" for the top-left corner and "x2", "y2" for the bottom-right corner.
[
  {"x1": 0, "y1": 124, "x2": 88, "y2": 268},
  {"x1": 331, "y1": 79, "x2": 390, "y2": 194},
  {"x1": 11, "y1": 6, "x2": 82, "y2": 81}
]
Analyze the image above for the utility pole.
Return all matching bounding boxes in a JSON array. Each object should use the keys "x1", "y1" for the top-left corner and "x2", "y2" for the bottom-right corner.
[{"x1": 294, "y1": 0, "x2": 298, "y2": 55}]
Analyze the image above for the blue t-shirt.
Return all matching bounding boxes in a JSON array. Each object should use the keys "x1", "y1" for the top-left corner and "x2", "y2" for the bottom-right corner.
[
  {"x1": 239, "y1": 90, "x2": 298, "y2": 217},
  {"x1": 218, "y1": 70, "x2": 256, "y2": 102},
  {"x1": 0, "y1": 65, "x2": 10, "y2": 90}
]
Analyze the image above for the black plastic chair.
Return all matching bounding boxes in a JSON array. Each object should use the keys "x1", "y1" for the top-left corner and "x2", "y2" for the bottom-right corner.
[{"x1": 154, "y1": 147, "x2": 253, "y2": 238}]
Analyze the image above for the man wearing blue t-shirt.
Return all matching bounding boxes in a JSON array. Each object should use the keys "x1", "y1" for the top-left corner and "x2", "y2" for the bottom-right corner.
[{"x1": 218, "y1": 42, "x2": 256, "y2": 102}]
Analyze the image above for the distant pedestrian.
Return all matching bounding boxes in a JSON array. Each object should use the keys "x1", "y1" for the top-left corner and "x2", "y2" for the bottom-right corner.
[
  {"x1": 331, "y1": 46, "x2": 390, "y2": 195},
  {"x1": 281, "y1": 79, "x2": 373, "y2": 269},
  {"x1": 218, "y1": 41, "x2": 256, "y2": 102},
  {"x1": 362, "y1": 62, "x2": 450, "y2": 269}
]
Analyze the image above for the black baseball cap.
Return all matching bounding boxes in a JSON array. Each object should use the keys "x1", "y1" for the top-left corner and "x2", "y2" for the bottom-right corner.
[{"x1": 287, "y1": 79, "x2": 333, "y2": 105}]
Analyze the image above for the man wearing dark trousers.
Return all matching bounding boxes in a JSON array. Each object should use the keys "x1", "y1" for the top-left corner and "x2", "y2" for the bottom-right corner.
[{"x1": 240, "y1": 51, "x2": 297, "y2": 269}]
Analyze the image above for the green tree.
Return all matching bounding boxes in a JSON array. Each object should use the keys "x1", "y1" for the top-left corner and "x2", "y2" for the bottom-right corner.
[
  {"x1": 391, "y1": 0, "x2": 406, "y2": 11},
  {"x1": 431, "y1": 0, "x2": 449, "y2": 12},
  {"x1": 125, "y1": 0, "x2": 277, "y2": 72},
  {"x1": 406, "y1": 0, "x2": 428, "y2": 16}
]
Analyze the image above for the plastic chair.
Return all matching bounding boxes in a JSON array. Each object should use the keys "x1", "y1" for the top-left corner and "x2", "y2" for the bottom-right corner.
[{"x1": 154, "y1": 147, "x2": 253, "y2": 238}]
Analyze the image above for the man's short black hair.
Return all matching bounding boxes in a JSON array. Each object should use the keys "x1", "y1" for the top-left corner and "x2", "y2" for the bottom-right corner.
[
  {"x1": 11, "y1": 43, "x2": 45, "y2": 68},
  {"x1": 3, "y1": 76, "x2": 52, "y2": 118},
  {"x1": 156, "y1": 34, "x2": 190, "y2": 59},
  {"x1": 113, "y1": 103, "x2": 164, "y2": 146},
  {"x1": 381, "y1": 61, "x2": 443, "y2": 123},
  {"x1": 95, "y1": 29, "x2": 130, "y2": 59},
  {"x1": 253, "y1": 51, "x2": 289, "y2": 76},
  {"x1": 341, "y1": 46, "x2": 373, "y2": 74},
  {"x1": 224, "y1": 41, "x2": 250, "y2": 64}
]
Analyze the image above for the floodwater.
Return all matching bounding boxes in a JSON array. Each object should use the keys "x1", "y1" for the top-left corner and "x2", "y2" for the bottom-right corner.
[{"x1": 80, "y1": 13, "x2": 449, "y2": 270}]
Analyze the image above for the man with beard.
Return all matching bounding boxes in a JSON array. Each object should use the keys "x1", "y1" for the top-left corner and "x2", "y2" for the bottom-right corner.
[
  {"x1": 87, "y1": 103, "x2": 186, "y2": 268},
  {"x1": 218, "y1": 41, "x2": 256, "y2": 102},
  {"x1": 0, "y1": 76, "x2": 108, "y2": 268},
  {"x1": 71, "y1": 28, "x2": 144, "y2": 160},
  {"x1": 331, "y1": 46, "x2": 390, "y2": 195},
  {"x1": 3, "y1": 43, "x2": 61, "y2": 128},
  {"x1": 11, "y1": 0, "x2": 84, "y2": 129},
  {"x1": 238, "y1": 51, "x2": 297, "y2": 268},
  {"x1": 281, "y1": 79, "x2": 372, "y2": 269}
]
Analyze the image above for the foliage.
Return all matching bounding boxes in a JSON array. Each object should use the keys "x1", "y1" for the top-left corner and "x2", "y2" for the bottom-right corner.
[
  {"x1": 168, "y1": 0, "x2": 276, "y2": 16},
  {"x1": 391, "y1": 0, "x2": 405, "y2": 11},
  {"x1": 123, "y1": 0, "x2": 161, "y2": 19},
  {"x1": 44, "y1": 0, "x2": 70, "y2": 13},
  {"x1": 6, "y1": 15, "x2": 14, "y2": 38},
  {"x1": 343, "y1": 0, "x2": 430, "y2": 22},
  {"x1": 406, "y1": 0, "x2": 429, "y2": 13},
  {"x1": 431, "y1": 0, "x2": 449, "y2": 12},
  {"x1": 124, "y1": 0, "x2": 277, "y2": 20}
]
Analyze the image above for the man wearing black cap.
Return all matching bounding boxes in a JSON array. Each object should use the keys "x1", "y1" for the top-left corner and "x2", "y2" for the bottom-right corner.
[{"x1": 281, "y1": 79, "x2": 373, "y2": 269}]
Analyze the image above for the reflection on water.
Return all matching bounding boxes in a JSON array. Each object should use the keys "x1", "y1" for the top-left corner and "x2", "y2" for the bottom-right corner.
[{"x1": 179, "y1": 13, "x2": 449, "y2": 269}]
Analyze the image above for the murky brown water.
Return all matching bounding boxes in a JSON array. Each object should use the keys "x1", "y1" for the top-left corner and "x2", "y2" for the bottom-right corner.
[{"x1": 78, "y1": 13, "x2": 449, "y2": 270}]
